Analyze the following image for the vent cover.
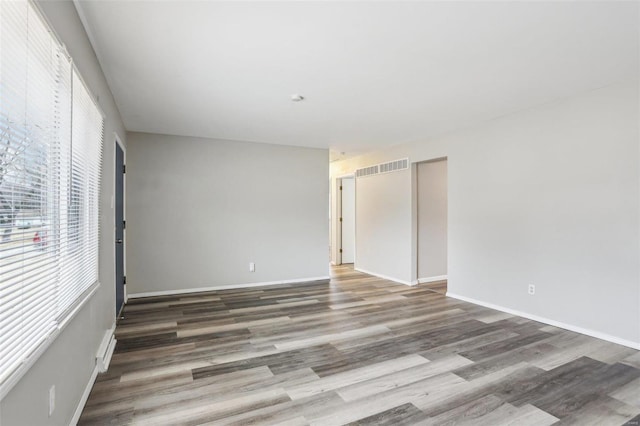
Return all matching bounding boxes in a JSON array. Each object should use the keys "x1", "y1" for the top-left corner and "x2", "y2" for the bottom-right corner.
[
  {"x1": 379, "y1": 158, "x2": 409, "y2": 174},
  {"x1": 356, "y1": 165, "x2": 379, "y2": 178},
  {"x1": 356, "y1": 158, "x2": 409, "y2": 178}
]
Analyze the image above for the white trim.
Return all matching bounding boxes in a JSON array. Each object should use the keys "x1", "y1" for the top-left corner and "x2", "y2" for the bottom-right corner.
[
  {"x1": 127, "y1": 276, "x2": 331, "y2": 299},
  {"x1": 336, "y1": 173, "x2": 356, "y2": 179},
  {"x1": 333, "y1": 173, "x2": 355, "y2": 266},
  {"x1": 335, "y1": 178, "x2": 342, "y2": 266},
  {"x1": 418, "y1": 275, "x2": 448, "y2": 284},
  {"x1": 114, "y1": 131, "x2": 125, "y2": 151},
  {"x1": 96, "y1": 323, "x2": 116, "y2": 373},
  {"x1": 70, "y1": 322, "x2": 116, "y2": 425},
  {"x1": 339, "y1": 175, "x2": 356, "y2": 265},
  {"x1": 354, "y1": 267, "x2": 415, "y2": 286},
  {"x1": 69, "y1": 364, "x2": 99, "y2": 426},
  {"x1": 101, "y1": 339, "x2": 116, "y2": 372},
  {"x1": 113, "y1": 132, "x2": 126, "y2": 314},
  {"x1": 446, "y1": 292, "x2": 640, "y2": 350}
]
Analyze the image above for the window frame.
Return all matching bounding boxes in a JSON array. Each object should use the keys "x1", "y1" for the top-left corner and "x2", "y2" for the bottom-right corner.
[{"x1": 0, "y1": 0, "x2": 105, "y2": 400}]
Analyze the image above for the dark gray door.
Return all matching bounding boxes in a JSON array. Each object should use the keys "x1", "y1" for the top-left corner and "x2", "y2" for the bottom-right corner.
[{"x1": 115, "y1": 142, "x2": 125, "y2": 316}]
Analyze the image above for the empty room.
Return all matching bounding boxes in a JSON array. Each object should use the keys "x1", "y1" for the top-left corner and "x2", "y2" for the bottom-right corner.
[{"x1": 1, "y1": 0, "x2": 639, "y2": 425}]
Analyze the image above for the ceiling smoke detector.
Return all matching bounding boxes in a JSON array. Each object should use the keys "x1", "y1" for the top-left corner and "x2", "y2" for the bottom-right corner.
[{"x1": 290, "y1": 94, "x2": 304, "y2": 102}]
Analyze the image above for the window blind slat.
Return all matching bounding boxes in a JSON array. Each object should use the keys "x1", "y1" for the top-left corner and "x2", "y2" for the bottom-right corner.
[{"x1": 0, "y1": 0, "x2": 104, "y2": 395}]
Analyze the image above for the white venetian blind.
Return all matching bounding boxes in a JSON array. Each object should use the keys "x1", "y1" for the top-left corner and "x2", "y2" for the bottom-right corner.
[
  {"x1": 0, "y1": 0, "x2": 103, "y2": 394},
  {"x1": 58, "y1": 72, "x2": 103, "y2": 314}
]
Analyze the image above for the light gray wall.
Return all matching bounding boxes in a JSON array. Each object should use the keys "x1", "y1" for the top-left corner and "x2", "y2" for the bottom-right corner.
[
  {"x1": 331, "y1": 79, "x2": 640, "y2": 346},
  {"x1": 126, "y1": 132, "x2": 329, "y2": 295},
  {"x1": 355, "y1": 170, "x2": 413, "y2": 284},
  {"x1": 446, "y1": 81, "x2": 639, "y2": 345},
  {"x1": 417, "y1": 160, "x2": 448, "y2": 279},
  {"x1": 0, "y1": 1, "x2": 126, "y2": 425}
]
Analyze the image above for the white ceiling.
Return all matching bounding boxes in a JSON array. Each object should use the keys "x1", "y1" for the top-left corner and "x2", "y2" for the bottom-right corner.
[{"x1": 75, "y1": 1, "x2": 638, "y2": 159}]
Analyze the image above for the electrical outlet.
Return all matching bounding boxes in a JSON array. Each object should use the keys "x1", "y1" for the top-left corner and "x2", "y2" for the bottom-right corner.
[
  {"x1": 249, "y1": 262, "x2": 255, "y2": 272},
  {"x1": 528, "y1": 284, "x2": 535, "y2": 295},
  {"x1": 49, "y1": 385, "x2": 55, "y2": 416}
]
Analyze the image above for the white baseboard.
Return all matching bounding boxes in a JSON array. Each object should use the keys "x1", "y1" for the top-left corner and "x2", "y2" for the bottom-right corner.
[
  {"x1": 418, "y1": 275, "x2": 448, "y2": 284},
  {"x1": 446, "y1": 292, "x2": 640, "y2": 350},
  {"x1": 69, "y1": 364, "x2": 99, "y2": 426},
  {"x1": 128, "y1": 276, "x2": 331, "y2": 299},
  {"x1": 354, "y1": 267, "x2": 414, "y2": 286}
]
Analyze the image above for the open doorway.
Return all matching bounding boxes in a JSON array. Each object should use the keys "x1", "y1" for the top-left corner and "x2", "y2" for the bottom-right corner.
[
  {"x1": 339, "y1": 176, "x2": 355, "y2": 264},
  {"x1": 417, "y1": 158, "x2": 447, "y2": 294}
]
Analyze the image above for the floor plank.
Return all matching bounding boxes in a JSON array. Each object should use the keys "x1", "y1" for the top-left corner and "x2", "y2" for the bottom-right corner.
[{"x1": 79, "y1": 265, "x2": 640, "y2": 425}]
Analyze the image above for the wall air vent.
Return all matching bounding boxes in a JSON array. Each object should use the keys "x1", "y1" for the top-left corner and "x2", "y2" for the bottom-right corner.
[
  {"x1": 356, "y1": 165, "x2": 379, "y2": 178},
  {"x1": 356, "y1": 158, "x2": 409, "y2": 178},
  {"x1": 379, "y1": 158, "x2": 409, "y2": 174}
]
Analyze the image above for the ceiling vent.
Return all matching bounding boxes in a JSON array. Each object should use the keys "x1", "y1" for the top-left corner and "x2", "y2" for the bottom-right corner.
[{"x1": 356, "y1": 158, "x2": 409, "y2": 178}]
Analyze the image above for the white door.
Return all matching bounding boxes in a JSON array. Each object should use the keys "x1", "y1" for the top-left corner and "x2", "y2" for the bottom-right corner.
[{"x1": 341, "y1": 177, "x2": 356, "y2": 263}]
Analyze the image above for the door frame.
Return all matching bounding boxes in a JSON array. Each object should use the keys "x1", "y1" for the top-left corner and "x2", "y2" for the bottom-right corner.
[
  {"x1": 114, "y1": 132, "x2": 126, "y2": 315},
  {"x1": 336, "y1": 174, "x2": 355, "y2": 265}
]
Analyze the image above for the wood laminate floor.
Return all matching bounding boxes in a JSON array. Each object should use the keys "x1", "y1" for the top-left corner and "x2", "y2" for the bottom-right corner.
[
  {"x1": 423, "y1": 280, "x2": 447, "y2": 295},
  {"x1": 80, "y1": 266, "x2": 640, "y2": 425}
]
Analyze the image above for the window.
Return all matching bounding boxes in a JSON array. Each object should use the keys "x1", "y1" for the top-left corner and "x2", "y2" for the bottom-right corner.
[{"x1": 0, "y1": 0, "x2": 103, "y2": 396}]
